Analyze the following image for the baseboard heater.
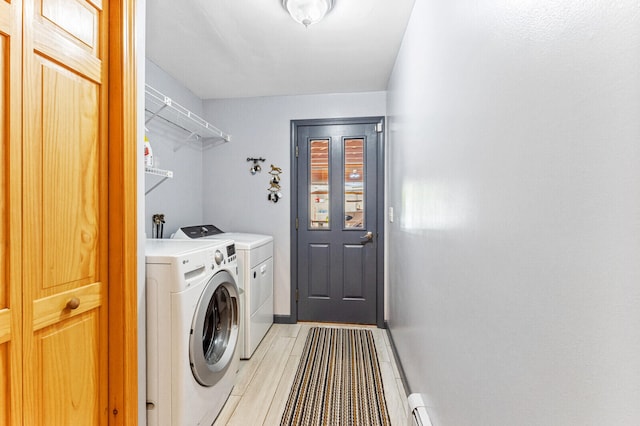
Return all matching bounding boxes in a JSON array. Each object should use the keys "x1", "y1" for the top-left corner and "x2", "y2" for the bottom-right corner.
[{"x1": 408, "y1": 393, "x2": 433, "y2": 426}]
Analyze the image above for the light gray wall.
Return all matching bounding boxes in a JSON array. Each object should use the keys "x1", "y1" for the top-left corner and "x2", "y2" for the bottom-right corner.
[
  {"x1": 386, "y1": 1, "x2": 640, "y2": 425},
  {"x1": 144, "y1": 59, "x2": 205, "y2": 238},
  {"x1": 202, "y1": 93, "x2": 386, "y2": 316}
]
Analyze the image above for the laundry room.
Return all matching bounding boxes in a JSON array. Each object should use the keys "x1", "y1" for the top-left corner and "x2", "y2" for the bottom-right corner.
[
  {"x1": 141, "y1": 1, "x2": 397, "y2": 424},
  {"x1": 141, "y1": 0, "x2": 402, "y2": 332},
  {"x1": 143, "y1": 58, "x2": 394, "y2": 422},
  {"x1": 3, "y1": 0, "x2": 637, "y2": 425},
  {"x1": 143, "y1": 60, "x2": 387, "y2": 314},
  {"x1": 138, "y1": 1, "x2": 640, "y2": 426}
]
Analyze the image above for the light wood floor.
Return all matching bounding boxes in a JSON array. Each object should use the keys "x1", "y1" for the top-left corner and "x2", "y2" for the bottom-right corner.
[{"x1": 214, "y1": 322, "x2": 408, "y2": 426}]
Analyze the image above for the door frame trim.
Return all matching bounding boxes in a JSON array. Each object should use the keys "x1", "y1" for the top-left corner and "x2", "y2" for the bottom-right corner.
[
  {"x1": 108, "y1": 0, "x2": 139, "y2": 423},
  {"x1": 289, "y1": 117, "x2": 385, "y2": 328}
]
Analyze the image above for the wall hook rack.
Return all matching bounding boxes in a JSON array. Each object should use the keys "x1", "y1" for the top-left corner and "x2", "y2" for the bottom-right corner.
[{"x1": 247, "y1": 157, "x2": 266, "y2": 174}]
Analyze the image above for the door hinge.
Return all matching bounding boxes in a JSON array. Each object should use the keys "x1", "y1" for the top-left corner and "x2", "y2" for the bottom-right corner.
[
  {"x1": 296, "y1": 289, "x2": 299, "y2": 301},
  {"x1": 375, "y1": 122, "x2": 383, "y2": 133},
  {"x1": 295, "y1": 217, "x2": 299, "y2": 229},
  {"x1": 295, "y1": 145, "x2": 299, "y2": 157}
]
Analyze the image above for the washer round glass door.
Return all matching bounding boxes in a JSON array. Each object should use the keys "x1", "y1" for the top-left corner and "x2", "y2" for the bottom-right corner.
[{"x1": 189, "y1": 270, "x2": 239, "y2": 386}]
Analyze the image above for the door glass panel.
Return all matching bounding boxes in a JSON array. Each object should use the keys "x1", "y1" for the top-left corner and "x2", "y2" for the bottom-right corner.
[
  {"x1": 344, "y1": 138, "x2": 364, "y2": 228},
  {"x1": 309, "y1": 139, "x2": 330, "y2": 229}
]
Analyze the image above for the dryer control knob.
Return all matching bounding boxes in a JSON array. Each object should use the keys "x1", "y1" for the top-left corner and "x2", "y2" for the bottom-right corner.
[{"x1": 214, "y1": 250, "x2": 224, "y2": 265}]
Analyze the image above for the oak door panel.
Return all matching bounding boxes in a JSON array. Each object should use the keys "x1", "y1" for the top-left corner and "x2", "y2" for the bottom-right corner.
[
  {"x1": 38, "y1": 313, "x2": 101, "y2": 425},
  {"x1": 23, "y1": 0, "x2": 108, "y2": 424},
  {"x1": 42, "y1": 0, "x2": 98, "y2": 49},
  {"x1": 40, "y1": 62, "x2": 99, "y2": 289},
  {"x1": 0, "y1": 346, "x2": 7, "y2": 426}
]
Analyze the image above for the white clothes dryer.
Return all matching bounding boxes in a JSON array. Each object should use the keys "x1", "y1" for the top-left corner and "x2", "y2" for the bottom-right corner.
[
  {"x1": 145, "y1": 239, "x2": 240, "y2": 426},
  {"x1": 173, "y1": 225, "x2": 274, "y2": 359}
]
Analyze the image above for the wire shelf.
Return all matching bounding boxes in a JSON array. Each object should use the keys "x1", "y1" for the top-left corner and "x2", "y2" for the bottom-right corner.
[
  {"x1": 144, "y1": 85, "x2": 231, "y2": 143},
  {"x1": 144, "y1": 167, "x2": 173, "y2": 178}
]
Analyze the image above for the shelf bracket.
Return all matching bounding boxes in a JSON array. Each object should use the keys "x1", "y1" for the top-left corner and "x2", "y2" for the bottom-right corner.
[
  {"x1": 145, "y1": 167, "x2": 173, "y2": 195},
  {"x1": 173, "y1": 131, "x2": 200, "y2": 152},
  {"x1": 145, "y1": 177, "x2": 169, "y2": 195},
  {"x1": 145, "y1": 103, "x2": 168, "y2": 125}
]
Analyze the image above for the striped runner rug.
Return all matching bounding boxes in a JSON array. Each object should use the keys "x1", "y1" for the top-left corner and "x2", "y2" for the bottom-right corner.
[{"x1": 280, "y1": 327, "x2": 391, "y2": 426}]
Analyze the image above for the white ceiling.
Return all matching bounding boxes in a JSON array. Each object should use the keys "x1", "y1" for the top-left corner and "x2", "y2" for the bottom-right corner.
[{"x1": 145, "y1": 0, "x2": 416, "y2": 100}]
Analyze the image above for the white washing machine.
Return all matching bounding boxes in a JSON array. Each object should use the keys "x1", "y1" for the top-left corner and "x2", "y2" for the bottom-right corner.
[
  {"x1": 145, "y1": 239, "x2": 240, "y2": 426},
  {"x1": 173, "y1": 225, "x2": 274, "y2": 359}
]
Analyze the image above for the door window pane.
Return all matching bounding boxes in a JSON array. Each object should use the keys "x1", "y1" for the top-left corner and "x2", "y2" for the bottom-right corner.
[
  {"x1": 309, "y1": 139, "x2": 329, "y2": 229},
  {"x1": 344, "y1": 138, "x2": 364, "y2": 229}
]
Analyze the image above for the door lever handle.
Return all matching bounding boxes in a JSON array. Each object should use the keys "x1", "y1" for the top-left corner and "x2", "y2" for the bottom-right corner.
[{"x1": 360, "y1": 231, "x2": 373, "y2": 241}]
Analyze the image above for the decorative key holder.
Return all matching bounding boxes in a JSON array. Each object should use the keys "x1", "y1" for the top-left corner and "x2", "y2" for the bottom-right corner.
[{"x1": 267, "y1": 164, "x2": 283, "y2": 203}]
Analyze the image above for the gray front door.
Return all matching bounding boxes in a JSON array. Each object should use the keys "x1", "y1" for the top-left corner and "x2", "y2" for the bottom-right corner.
[{"x1": 293, "y1": 118, "x2": 383, "y2": 324}]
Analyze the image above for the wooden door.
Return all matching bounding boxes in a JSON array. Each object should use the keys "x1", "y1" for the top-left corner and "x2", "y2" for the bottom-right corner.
[
  {"x1": 1, "y1": 0, "x2": 23, "y2": 424},
  {"x1": 22, "y1": 0, "x2": 109, "y2": 423},
  {"x1": 295, "y1": 119, "x2": 383, "y2": 324}
]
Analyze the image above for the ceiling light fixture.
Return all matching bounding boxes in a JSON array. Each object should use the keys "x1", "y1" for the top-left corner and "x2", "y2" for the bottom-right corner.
[{"x1": 282, "y1": 0, "x2": 334, "y2": 28}]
